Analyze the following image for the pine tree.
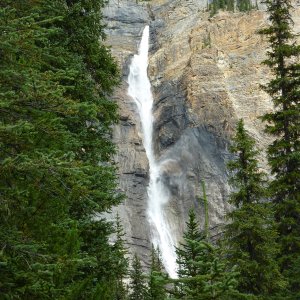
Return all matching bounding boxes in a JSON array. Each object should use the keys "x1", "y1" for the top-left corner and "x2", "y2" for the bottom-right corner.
[
  {"x1": 175, "y1": 209, "x2": 238, "y2": 299},
  {"x1": 223, "y1": 119, "x2": 285, "y2": 297},
  {"x1": 259, "y1": 0, "x2": 300, "y2": 295},
  {"x1": 129, "y1": 254, "x2": 148, "y2": 300}
]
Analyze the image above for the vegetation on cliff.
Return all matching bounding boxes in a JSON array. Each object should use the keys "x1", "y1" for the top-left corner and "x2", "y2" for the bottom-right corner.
[{"x1": 208, "y1": 0, "x2": 257, "y2": 16}]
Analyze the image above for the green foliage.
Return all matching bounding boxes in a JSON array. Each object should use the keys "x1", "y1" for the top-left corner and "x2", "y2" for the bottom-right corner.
[
  {"x1": 112, "y1": 214, "x2": 129, "y2": 299},
  {"x1": 147, "y1": 245, "x2": 168, "y2": 300},
  {"x1": 202, "y1": 33, "x2": 212, "y2": 49},
  {"x1": 175, "y1": 209, "x2": 239, "y2": 299},
  {"x1": 236, "y1": 0, "x2": 252, "y2": 11},
  {"x1": 208, "y1": 0, "x2": 255, "y2": 16},
  {"x1": 201, "y1": 181, "x2": 209, "y2": 237},
  {"x1": 0, "y1": 0, "x2": 125, "y2": 299},
  {"x1": 129, "y1": 254, "x2": 148, "y2": 300},
  {"x1": 259, "y1": 0, "x2": 300, "y2": 295},
  {"x1": 209, "y1": 0, "x2": 234, "y2": 16},
  {"x1": 227, "y1": 119, "x2": 266, "y2": 207},
  {"x1": 227, "y1": 0, "x2": 235, "y2": 11},
  {"x1": 223, "y1": 119, "x2": 286, "y2": 297}
]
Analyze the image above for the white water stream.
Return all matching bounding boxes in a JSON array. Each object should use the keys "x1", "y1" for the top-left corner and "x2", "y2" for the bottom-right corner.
[{"x1": 128, "y1": 26, "x2": 177, "y2": 278}]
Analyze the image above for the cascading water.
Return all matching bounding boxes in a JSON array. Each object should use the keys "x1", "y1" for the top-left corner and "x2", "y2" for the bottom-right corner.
[{"x1": 128, "y1": 26, "x2": 177, "y2": 278}]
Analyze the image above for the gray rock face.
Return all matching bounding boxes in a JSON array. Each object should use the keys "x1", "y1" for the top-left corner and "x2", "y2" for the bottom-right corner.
[
  {"x1": 153, "y1": 78, "x2": 189, "y2": 152},
  {"x1": 103, "y1": 0, "x2": 150, "y2": 73},
  {"x1": 155, "y1": 126, "x2": 231, "y2": 244},
  {"x1": 103, "y1": 0, "x2": 300, "y2": 268},
  {"x1": 103, "y1": 0, "x2": 152, "y2": 266}
]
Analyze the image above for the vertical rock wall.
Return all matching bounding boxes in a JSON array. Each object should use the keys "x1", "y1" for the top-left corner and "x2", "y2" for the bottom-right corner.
[
  {"x1": 104, "y1": 0, "x2": 300, "y2": 267},
  {"x1": 103, "y1": 0, "x2": 151, "y2": 264}
]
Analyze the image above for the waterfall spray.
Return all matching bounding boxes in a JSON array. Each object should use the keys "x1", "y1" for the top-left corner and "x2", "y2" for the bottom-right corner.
[{"x1": 128, "y1": 26, "x2": 177, "y2": 278}]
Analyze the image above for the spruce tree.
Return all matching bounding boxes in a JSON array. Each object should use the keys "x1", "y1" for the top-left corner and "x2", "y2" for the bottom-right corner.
[
  {"x1": 175, "y1": 209, "x2": 208, "y2": 299},
  {"x1": 113, "y1": 214, "x2": 129, "y2": 300},
  {"x1": 147, "y1": 245, "x2": 168, "y2": 300},
  {"x1": 259, "y1": 0, "x2": 300, "y2": 295},
  {"x1": 223, "y1": 119, "x2": 285, "y2": 297},
  {"x1": 0, "y1": 1, "x2": 123, "y2": 298},
  {"x1": 129, "y1": 254, "x2": 148, "y2": 300},
  {"x1": 175, "y1": 209, "x2": 238, "y2": 299},
  {"x1": 236, "y1": 0, "x2": 253, "y2": 11}
]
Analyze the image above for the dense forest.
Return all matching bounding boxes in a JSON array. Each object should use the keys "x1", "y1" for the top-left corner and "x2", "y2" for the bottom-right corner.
[
  {"x1": 0, "y1": 0, "x2": 124, "y2": 298},
  {"x1": 0, "y1": 0, "x2": 299, "y2": 299}
]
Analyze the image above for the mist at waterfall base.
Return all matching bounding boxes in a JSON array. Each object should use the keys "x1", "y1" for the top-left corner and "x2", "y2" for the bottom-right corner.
[{"x1": 127, "y1": 26, "x2": 178, "y2": 279}]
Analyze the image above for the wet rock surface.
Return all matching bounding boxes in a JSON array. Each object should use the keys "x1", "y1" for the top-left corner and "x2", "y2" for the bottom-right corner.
[
  {"x1": 103, "y1": 0, "x2": 152, "y2": 266},
  {"x1": 103, "y1": 0, "x2": 300, "y2": 268}
]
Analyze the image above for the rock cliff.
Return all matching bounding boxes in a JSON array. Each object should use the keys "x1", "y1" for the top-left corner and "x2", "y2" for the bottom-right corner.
[{"x1": 103, "y1": 0, "x2": 300, "y2": 267}]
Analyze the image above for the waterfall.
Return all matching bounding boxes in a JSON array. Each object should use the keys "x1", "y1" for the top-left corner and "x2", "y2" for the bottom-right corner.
[{"x1": 128, "y1": 26, "x2": 177, "y2": 278}]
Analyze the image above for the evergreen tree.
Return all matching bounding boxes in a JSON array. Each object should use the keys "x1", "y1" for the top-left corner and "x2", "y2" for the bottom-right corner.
[
  {"x1": 223, "y1": 119, "x2": 285, "y2": 297},
  {"x1": 129, "y1": 254, "x2": 148, "y2": 300},
  {"x1": 197, "y1": 181, "x2": 209, "y2": 237},
  {"x1": 209, "y1": 0, "x2": 256, "y2": 16},
  {"x1": 113, "y1": 214, "x2": 129, "y2": 300},
  {"x1": 175, "y1": 209, "x2": 208, "y2": 299},
  {"x1": 237, "y1": 0, "x2": 252, "y2": 11},
  {"x1": 175, "y1": 209, "x2": 238, "y2": 299},
  {"x1": 0, "y1": 1, "x2": 124, "y2": 298},
  {"x1": 147, "y1": 245, "x2": 168, "y2": 300},
  {"x1": 259, "y1": 0, "x2": 300, "y2": 295},
  {"x1": 227, "y1": 0, "x2": 235, "y2": 11}
]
